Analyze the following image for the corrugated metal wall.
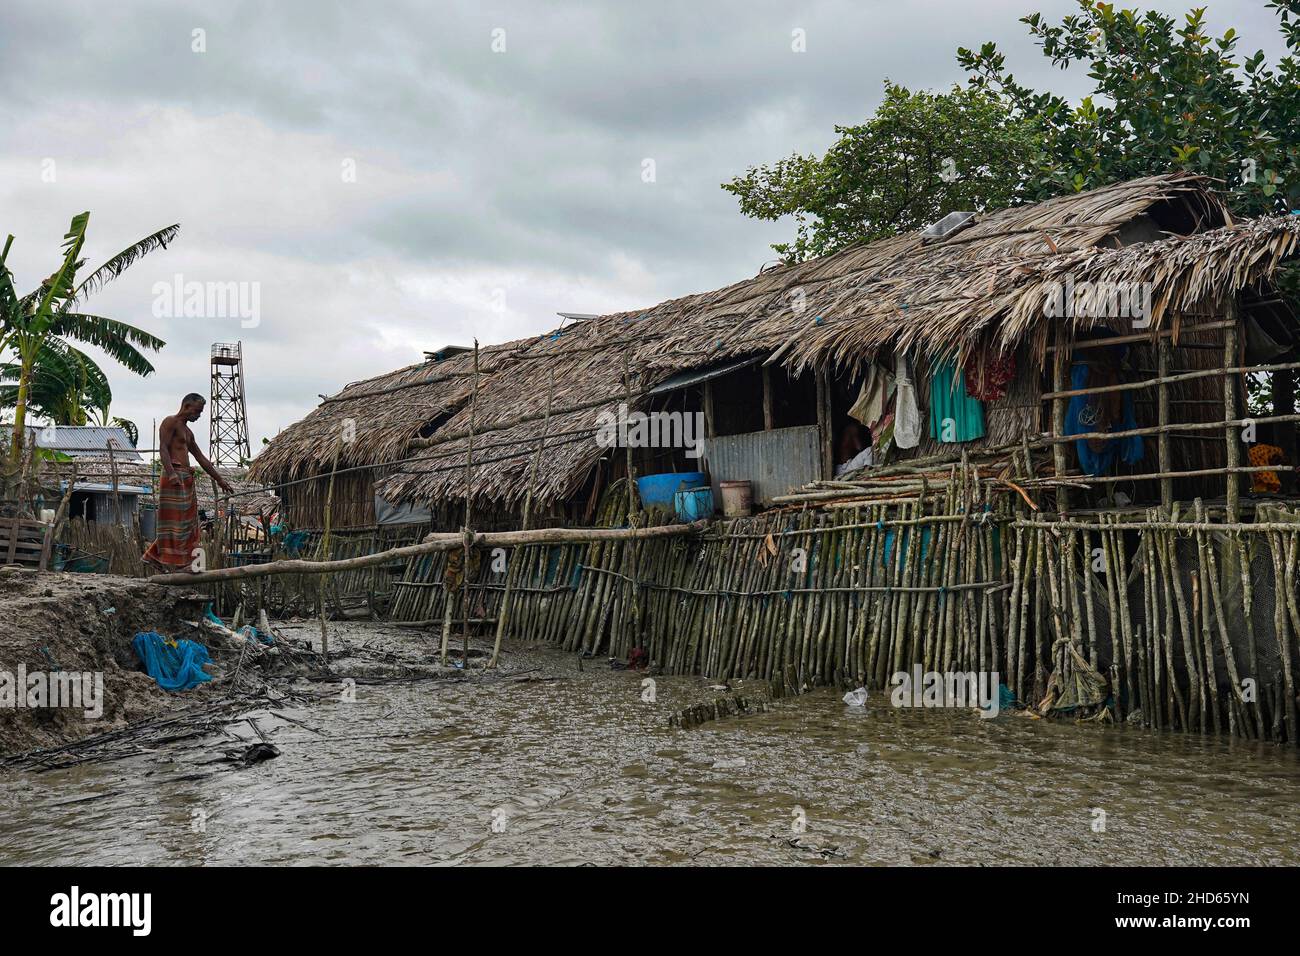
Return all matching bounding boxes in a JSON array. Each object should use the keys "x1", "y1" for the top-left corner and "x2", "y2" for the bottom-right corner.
[{"x1": 704, "y1": 424, "x2": 821, "y2": 505}]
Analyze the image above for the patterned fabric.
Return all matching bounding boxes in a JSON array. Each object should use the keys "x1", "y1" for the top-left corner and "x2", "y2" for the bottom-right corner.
[
  {"x1": 143, "y1": 467, "x2": 199, "y2": 569},
  {"x1": 1250, "y1": 443, "x2": 1284, "y2": 494},
  {"x1": 964, "y1": 351, "x2": 1016, "y2": 402}
]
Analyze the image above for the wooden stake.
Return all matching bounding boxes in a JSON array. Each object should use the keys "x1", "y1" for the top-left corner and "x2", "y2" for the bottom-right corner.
[
  {"x1": 1223, "y1": 309, "x2": 1241, "y2": 523},
  {"x1": 1051, "y1": 328, "x2": 1071, "y2": 514},
  {"x1": 461, "y1": 340, "x2": 480, "y2": 669},
  {"x1": 318, "y1": 440, "x2": 342, "y2": 659},
  {"x1": 489, "y1": 368, "x2": 554, "y2": 668},
  {"x1": 1157, "y1": 339, "x2": 1172, "y2": 509}
]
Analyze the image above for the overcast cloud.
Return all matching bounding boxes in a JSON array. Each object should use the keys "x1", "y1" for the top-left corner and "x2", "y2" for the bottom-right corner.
[{"x1": 0, "y1": 0, "x2": 1287, "y2": 450}]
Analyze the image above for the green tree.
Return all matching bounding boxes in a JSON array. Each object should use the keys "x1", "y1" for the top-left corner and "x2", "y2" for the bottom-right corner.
[
  {"x1": 958, "y1": 1, "x2": 1300, "y2": 415},
  {"x1": 722, "y1": 82, "x2": 1039, "y2": 262},
  {"x1": 957, "y1": 1, "x2": 1300, "y2": 215},
  {"x1": 0, "y1": 338, "x2": 112, "y2": 425},
  {"x1": 726, "y1": 3, "x2": 1300, "y2": 261},
  {"x1": 0, "y1": 213, "x2": 175, "y2": 463},
  {"x1": 0, "y1": 338, "x2": 140, "y2": 442}
]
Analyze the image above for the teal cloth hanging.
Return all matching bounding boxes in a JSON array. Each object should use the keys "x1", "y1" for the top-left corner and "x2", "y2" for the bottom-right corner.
[{"x1": 928, "y1": 358, "x2": 986, "y2": 442}]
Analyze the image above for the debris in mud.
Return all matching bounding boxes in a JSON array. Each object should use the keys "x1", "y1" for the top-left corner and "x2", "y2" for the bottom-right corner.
[
  {"x1": 776, "y1": 836, "x2": 848, "y2": 860},
  {"x1": 842, "y1": 687, "x2": 870, "y2": 707},
  {"x1": 0, "y1": 687, "x2": 305, "y2": 773},
  {"x1": 669, "y1": 692, "x2": 769, "y2": 729},
  {"x1": 221, "y1": 742, "x2": 280, "y2": 767},
  {"x1": 0, "y1": 570, "x2": 217, "y2": 755}
]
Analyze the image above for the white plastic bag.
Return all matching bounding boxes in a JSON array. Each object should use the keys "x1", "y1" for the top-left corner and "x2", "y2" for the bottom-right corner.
[{"x1": 842, "y1": 687, "x2": 870, "y2": 707}]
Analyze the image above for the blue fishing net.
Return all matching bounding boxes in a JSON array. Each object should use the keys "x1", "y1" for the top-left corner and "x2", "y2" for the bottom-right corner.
[{"x1": 132, "y1": 631, "x2": 213, "y2": 692}]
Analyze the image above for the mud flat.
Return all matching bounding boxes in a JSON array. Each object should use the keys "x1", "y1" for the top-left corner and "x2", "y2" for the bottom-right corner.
[
  {"x1": 4, "y1": 577, "x2": 1300, "y2": 866},
  {"x1": 0, "y1": 568, "x2": 219, "y2": 755}
]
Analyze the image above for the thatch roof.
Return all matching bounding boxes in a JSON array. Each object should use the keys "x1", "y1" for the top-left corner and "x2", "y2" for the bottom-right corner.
[
  {"x1": 247, "y1": 354, "x2": 479, "y2": 484},
  {"x1": 256, "y1": 173, "x2": 1300, "y2": 510}
]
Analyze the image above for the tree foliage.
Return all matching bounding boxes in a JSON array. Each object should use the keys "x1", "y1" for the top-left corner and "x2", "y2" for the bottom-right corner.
[
  {"x1": 0, "y1": 214, "x2": 173, "y2": 462},
  {"x1": 958, "y1": 0, "x2": 1300, "y2": 216},
  {"x1": 726, "y1": 2, "x2": 1300, "y2": 262},
  {"x1": 722, "y1": 83, "x2": 1038, "y2": 261}
]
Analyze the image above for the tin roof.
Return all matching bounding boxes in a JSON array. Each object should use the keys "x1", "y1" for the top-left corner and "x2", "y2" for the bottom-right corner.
[{"x1": 26, "y1": 425, "x2": 144, "y2": 462}]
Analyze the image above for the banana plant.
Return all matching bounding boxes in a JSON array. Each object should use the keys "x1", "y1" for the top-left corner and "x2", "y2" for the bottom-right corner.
[
  {"x1": 0, "y1": 213, "x2": 177, "y2": 464},
  {"x1": 0, "y1": 338, "x2": 114, "y2": 427}
]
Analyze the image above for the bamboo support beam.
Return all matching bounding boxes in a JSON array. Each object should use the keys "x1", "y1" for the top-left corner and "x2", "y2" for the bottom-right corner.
[
  {"x1": 1015, "y1": 518, "x2": 1300, "y2": 532},
  {"x1": 762, "y1": 366, "x2": 774, "y2": 430},
  {"x1": 1157, "y1": 340, "x2": 1172, "y2": 509},
  {"x1": 1040, "y1": 359, "x2": 1300, "y2": 401},
  {"x1": 149, "y1": 522, "x2": 708, "y2": 585},
  {"x1": 578, "y1": 563, "x2": 1007, "y2": 596},
  {"x1": 460, "y1": 340, "x2": 481, "y2": 667},
  {"x1": 1036, "y1": 412, "x2": 1300, "y2": 446},
  {"x1": 1051, "y1": 330, "x2": 1071, "y2": 513},
  {"x1": 816, "y1": 366, "x2": 833, "y2": 480},
  {"x1": 1021, "y1": 464, "x2": 1293, "y2": 486},
  {"x1": 489, "y1": 368, "x2": 555, "y2": 668},
  {"x1": 1224, "y1": 312, "x2": 1241, "y2": 522},
  {"x1": 318, "y1": 441, "x2": 342, "y2": 657},
  {"x1": 1044, "y1": 319, "x2": 1233, "y2": 352}
]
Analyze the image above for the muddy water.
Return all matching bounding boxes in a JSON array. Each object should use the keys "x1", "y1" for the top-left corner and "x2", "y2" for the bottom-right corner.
[{"x1": 3, "y1": 627, "x2": 1299, "y2": 866}]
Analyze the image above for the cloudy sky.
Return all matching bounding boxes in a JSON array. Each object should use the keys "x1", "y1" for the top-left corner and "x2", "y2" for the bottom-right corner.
[{"x1": 0, "y1": 0, "x2": 1287, "y2": 453}]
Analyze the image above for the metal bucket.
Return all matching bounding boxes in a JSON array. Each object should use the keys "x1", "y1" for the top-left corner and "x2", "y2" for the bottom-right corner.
[
  {"x1": 719, "y1": 479, "x2": 753, "y2": 517},
  {"x1": 139, "y1": 502, "x2": 157, "y2": 540}
]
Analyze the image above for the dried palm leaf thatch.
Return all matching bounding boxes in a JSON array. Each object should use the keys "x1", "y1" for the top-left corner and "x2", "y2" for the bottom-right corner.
[
  {"x1": 1005, "y1": 213, "x2": 1300, "y2": 361},
  {"x1": 265, "y1": 173, "x2": 1300, "y2": 513},
  {"x1": 247, "y1": 338, "x2": 537, "y2": 485}
]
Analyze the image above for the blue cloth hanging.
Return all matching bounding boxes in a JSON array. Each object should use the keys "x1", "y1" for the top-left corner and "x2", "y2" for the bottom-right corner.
[
  {"x1": 1064, "y1": 362, "x2": 1143, "y2": 475},
  {"x1": 928, "y1": 358, "x2": 985, "y2": 442}
]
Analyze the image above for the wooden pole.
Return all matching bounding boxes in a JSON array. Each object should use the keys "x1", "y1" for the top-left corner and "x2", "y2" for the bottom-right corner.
[
  {"x1": 1157, "y1": 339, "x2": 1173, "y2": 510},
  {"x1": 623, "y1": 351, "x2": 643, "y2": 653},
  {"x1": 1044, "y1": 319, "x2": 1234, "y2": 352},
  {"x1": 461, "y1": 340, "x2": 480, "y2": 669},
  {"x1": 1041, "y1": 358, "x2": 1300, "y2": 401},
  {"x1": 150, "y1": 521, "x2": 707, "y2": 585},
  {"x1": 318, "y1": 440, "x2": 342, "y2": 658},
  {"x1": 816, "y1": 366, "x2": 833, "y2": 480},
  {"x1": 1051, "y1": 328, "x2": 1071, "y2": 514},
  {"x1": 702, "y1": 379, "x2": 716, "y2": 441},
  {"x1": 1224, "y1": 306, "x2": 1241, "y2": 523},
  {"x1": 489, "y1": 368, "x2": 554, "y2": 668},
  {"x1": 762, "y1": 366, "x2": 774, "y2": 431}
]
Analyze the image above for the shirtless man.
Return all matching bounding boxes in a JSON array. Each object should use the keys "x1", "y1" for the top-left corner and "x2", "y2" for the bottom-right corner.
[
  {"x1": 160, "y1": 394, "x2": 232, "y2": 492},
  {"x1": 143, "y1": 393, "x2": 232, "y2": 571}
]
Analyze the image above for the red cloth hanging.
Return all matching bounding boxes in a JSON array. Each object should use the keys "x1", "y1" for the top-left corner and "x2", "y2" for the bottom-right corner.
[{"x1": 964, "y1": 351, "x2": 1016, "y2": 402}]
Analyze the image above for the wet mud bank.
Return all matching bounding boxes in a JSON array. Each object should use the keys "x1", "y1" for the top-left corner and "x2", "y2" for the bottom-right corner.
[
  {"x1": 3, "y1": 594, "x2": 1300, "y2": 866},
  {"x1": 0, "y1": 569, "x2": 218, "y2": 755}
]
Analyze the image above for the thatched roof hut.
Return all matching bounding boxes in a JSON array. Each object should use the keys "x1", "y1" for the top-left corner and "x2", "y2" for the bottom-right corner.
[{"x1": 254, "y1": 172, "x2": 1300, "y2": 525}]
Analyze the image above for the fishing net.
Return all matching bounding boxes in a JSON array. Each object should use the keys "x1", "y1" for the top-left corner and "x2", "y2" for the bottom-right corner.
[{"x1": 132, "y1": 631, "x2": 213, "y2": 692}]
